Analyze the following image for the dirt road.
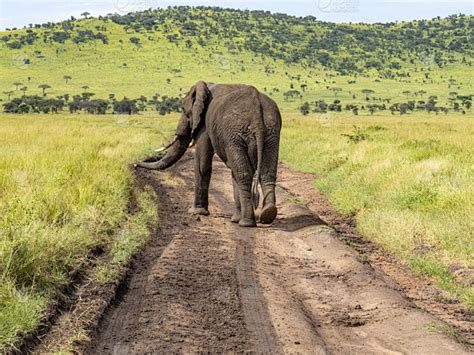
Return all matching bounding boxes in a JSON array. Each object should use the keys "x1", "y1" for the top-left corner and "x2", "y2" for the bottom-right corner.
[{"x1": 86, "y1": 153, "x2": 471, "y2": 354}]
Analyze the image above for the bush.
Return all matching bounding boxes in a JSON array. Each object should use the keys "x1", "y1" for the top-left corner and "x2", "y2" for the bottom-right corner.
[
  {"x1": 3, "y1": 96, "x2": 64, "y2": 114},
  {"x1": 152, "y1": 95, "x2": 181, "y2": 115},
  {"x1": 341, "y1": 126, "x2": 372, "y2": 143},
  {"x1": 81, "y1": 99, "x2": 109, "y2": 114},
  {"x1": 113, "y1": 98, "x2": 138, "y2": 115},
  {"x1": 299, "y1": 102, "x2": 310, "y2": 115}
]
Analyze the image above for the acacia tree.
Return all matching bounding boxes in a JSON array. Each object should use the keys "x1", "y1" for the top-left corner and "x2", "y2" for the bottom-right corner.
[
  {"x1": 63, "y1": 75, "x2": 72, "y2": 84},
  {"x1": 38, "y1": 83, "x2": 51, "y2": 96},
  {"x1": 13, "y1": 82, "x2": 23, "y2": 90},
  {"x1": 81, "y1": 12, "x2": 90, "y2": 19},
  {"x1": 20, "y1": 86, "x2": 27, "y2": 96},
  {"x1": 330, "y1": 87, "x2": 342, "y2": 97},
  {"x1": 361, "y1": 88, "x2": 374, "y2": 100},
  {"x1": 415, "y1": 90, "x2": 426, "y2": 97},
  {"x1": 3, "y1": 91, "x2": 14, "y2": 100},
  {"x1": 129, "y1": 37, "x2": 140, "y2": 46},
  {"x1": 283, "y1": 90, "x2": 301, "y2": 101},
  {"x1": 81, "y1": 92, "x2": 95, "y2": 101}
]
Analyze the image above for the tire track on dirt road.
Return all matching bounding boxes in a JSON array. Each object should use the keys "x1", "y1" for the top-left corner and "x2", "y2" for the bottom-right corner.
[
  {"x1": 87, "y1": 152, "x2": 471, "y2": 354},
  {"x1": 87, "y1": 155, "x2": 278, "y2": 353},
  {"x1": 209, "y1": 189, "x2": 282, "y2": 354}
]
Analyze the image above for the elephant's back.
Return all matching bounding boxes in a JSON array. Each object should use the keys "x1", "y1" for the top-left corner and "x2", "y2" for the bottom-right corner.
[{"x1": 207, "y1": 84, "x2": 282, "y2": 133}]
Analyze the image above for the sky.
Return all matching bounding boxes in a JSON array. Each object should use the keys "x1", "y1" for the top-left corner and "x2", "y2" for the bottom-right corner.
[{"x1": 0, "y1": 0, "x2": 472, "y2": 29}]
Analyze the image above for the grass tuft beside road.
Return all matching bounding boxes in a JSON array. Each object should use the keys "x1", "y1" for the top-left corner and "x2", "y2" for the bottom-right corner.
[
  {"x1": 0, "y1": 113, "x2": 176, "y2": 350},
  {"x1": 280, "y1": 112, "x2": 474, "y2": 311},
  {"x1": 94, "y1": 187, "x2": 158, "y2": 284}
]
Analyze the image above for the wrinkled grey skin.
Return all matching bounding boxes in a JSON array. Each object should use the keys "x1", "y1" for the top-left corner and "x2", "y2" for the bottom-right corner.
[{"x1": 136, "y1": 81, "x2": 282, "y2": 227}]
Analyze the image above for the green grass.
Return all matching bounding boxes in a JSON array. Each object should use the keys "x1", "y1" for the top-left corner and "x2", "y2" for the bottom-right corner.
[
  {"x1": 94, "y1": 187, "x2": 158, "y2": 284},
  {"x1": 0, "y1": 113, "x2": 176, "y2": 350},
  {"x1": 280, "y1": 112, "x2": 474, "y2": 310},
  {"x1": 424, "y1": 321, "x2": 464, "y2": 342}
]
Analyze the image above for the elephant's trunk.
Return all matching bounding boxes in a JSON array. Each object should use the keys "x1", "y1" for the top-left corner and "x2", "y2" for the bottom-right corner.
[{"x1": 135, "y1": 135, "x2": 192, "y2": 170}]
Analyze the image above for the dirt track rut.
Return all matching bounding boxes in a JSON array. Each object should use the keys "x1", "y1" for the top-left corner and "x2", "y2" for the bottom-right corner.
[{"x1": 87, "y1": 152, "x2": 470, "y2": 354}]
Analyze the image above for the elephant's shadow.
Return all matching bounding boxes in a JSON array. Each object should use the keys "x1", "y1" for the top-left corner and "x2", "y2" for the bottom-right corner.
[{"x1": 271, "y1": 210, "x2": 326, "y2": 233}]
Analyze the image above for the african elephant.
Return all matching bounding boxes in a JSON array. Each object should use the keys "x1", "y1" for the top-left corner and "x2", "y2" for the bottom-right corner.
[{"x1": 136, "y1": 81, "x2": 282, "y2": 227}]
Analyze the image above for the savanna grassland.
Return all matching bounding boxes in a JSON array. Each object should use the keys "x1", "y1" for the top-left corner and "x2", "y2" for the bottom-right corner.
[
  {"x1": 280, "y1": 113, "x2": 474, "y2": 309},
  {"x1": 0, "y1": 6, "x2": 473, "y2": 350},
  {"x1": 0, "y1": 114, "x2": 176, "y2": 348}
]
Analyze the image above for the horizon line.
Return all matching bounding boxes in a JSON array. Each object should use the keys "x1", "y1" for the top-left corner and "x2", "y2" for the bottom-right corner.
[{"x1": 1, "y1": 5, "x2": 472, "y2": 31}]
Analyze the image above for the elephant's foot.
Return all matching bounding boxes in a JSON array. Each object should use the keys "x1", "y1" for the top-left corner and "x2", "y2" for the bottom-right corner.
[
  {"x1": 231, "y1": 211, "x2": 241, "y2": 223},
  {"x1": 259, "y1": 204, "x2": 277, "y2": 224},
  {"x1": 188, "y1": 207, "x2": 210, "y2": 216},
  {"x1": 239, "y1": 218, "x2": 257, "y2": 227}
]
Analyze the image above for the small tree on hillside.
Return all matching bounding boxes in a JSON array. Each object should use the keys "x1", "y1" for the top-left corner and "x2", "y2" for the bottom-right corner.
[
  {"x1": 81, "y1": 12, "x2": 90, "y2": 19},
  {"x1": 38, "y1": 83, "x2": 51, "y2": 96},
  {"x1": 20, "y1": 86, "x2": 28, "y2": 96},
  {"x1": 283, "y1": 90, "x2": 301, "y2": 102},
  {"x1": 330, "y1": 87, "x2": 342, "y2": 97},
  {"x1": 63, "y1": 75, "x2": 72, "y2": 84},
  {"x1": 415, "y1": 90, "x2": 426, "y2": 97},
  {"x1": 299, "y1": 102, "x2": 310, "y2": 115},
  {"x1": 113, "y1": 98, "x2": 137, "y2": 115},
  {"x1": 82, "y1": 92, "x2": 95, "y2": 101},
  {"x1": 13, "y1": 82, "x2": 23, "y2": 90},
  {"x1": 129, "y1": 37, "x2": 140, "y2": 46},
  {"x1": 361, "y1": 89, "x2": 374, "y2": 100}
]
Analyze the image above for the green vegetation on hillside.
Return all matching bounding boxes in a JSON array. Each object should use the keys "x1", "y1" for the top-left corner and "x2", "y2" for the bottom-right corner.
[
  {"x1": 3, "y1": 7, "x2": 472, "y2": 73},
  {"x1": 0, "y1": 7, "x2": 472, "y2": 115}
]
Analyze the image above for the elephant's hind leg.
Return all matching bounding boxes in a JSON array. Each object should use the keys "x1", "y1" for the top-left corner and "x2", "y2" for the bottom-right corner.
[
  {"x1": 189, "y1": 133, "x2": 214, "y2": 216},
  {"x1": 259, "y1": 183, "x2": 278, "y2": 224},
  {"x1": 228, "y1": 151, "x2": 256, "y2": 227},
  {"x1": 259, "y1": 135, "x2": 279, "y2": 224},
  {"x1": 231, "y1": 174, "x2": 241, "y2": 223}
]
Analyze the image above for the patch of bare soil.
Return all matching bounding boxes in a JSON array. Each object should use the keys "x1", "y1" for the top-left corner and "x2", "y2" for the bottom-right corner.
[{"x1": 33, "y1": 153, "x2": 472, "y2": 353}]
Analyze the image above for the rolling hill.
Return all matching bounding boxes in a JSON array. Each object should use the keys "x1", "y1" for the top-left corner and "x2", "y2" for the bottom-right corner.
[{"x1": 0, "y1": 7, "x2": 472, "y2": 113}]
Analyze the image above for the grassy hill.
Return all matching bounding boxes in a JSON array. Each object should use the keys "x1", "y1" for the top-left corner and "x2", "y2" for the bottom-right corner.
[{"x1": 0, "y1": 7, "x2": 472, "y2": 113}]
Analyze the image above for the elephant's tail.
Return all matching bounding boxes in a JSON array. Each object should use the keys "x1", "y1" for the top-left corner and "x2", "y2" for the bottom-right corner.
[{"x1": 251, "y1": 87, "x2": 264, "y2": 210}]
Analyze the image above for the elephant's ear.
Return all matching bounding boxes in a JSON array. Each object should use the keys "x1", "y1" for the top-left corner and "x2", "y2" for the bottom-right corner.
[{"x1": 191, "y1": 80, "x2": 209, "y2": 139}]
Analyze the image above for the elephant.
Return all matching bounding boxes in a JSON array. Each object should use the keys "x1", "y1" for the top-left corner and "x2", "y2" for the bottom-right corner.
[{"x1": 136, "y1": 81, "x2": 282, "y2": 227}]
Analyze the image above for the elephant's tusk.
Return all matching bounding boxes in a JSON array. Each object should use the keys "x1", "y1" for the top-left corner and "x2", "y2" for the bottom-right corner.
[
  {"x1": 188, "y1": 139, "x2": 197, "y2": 149},
  {"x1": 155, "y1": 135, "x2": 178, "y2": 152}
]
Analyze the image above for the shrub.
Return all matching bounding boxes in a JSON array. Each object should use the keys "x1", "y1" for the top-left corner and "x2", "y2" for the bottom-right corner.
[{"x1": 113, "y1": 98, "x2": 138, "y2": 115}]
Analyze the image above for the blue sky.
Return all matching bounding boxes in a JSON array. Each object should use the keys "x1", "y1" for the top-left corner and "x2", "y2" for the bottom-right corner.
[{"x1": 1, "y1": 0, "x2": 472, "y2": 29}]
